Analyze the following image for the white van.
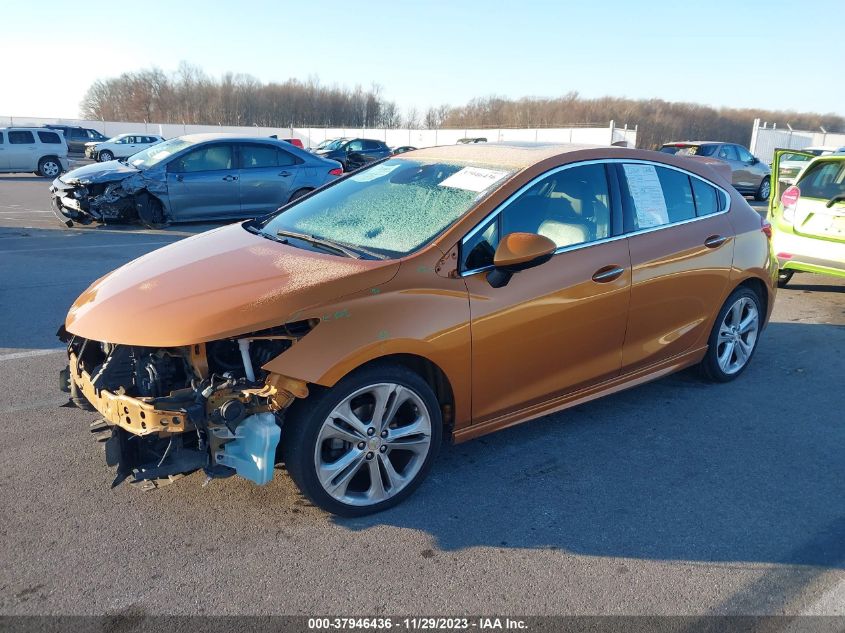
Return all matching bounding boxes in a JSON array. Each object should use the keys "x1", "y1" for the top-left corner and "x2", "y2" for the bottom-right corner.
[{"x1": 0, "y1": 127, "x2": 70, "y2": 177}]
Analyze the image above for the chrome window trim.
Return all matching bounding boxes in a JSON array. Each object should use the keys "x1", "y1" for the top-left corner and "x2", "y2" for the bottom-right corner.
[{"x1": 459, "y1": 158, "x2": 732, "y2": 277}]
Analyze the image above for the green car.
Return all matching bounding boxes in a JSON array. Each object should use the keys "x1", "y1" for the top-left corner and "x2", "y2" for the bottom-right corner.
[{"x1": 769, "y1": 150, "x2": 845, "y2": 287}]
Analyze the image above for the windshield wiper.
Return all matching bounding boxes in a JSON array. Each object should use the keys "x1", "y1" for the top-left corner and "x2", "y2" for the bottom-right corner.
[
  {"x1": 275, "y1": 230, "x2": 365, "y2": 259},
  {"x1": 825, "y1": 194, "x2": 845, "y2": 209}
]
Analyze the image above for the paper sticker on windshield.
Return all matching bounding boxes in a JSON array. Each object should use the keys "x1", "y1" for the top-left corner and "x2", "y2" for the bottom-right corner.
[
  {"x1": 350, "y1": 163, "x2": 400, "y2": 182},
  {"x1": 623, "y1": 164, "x2": 668, "y2": 228},
  {"x1": 439, "y1": 167, "x2": 510, "y2": 192}
]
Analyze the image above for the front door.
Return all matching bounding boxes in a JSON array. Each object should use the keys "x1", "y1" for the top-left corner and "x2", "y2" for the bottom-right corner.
[
  {"x1": 614, "y1": 162, "x2": 734, "y2": 371},
  {"x1": 165, "y1": 143, "x2": 240, "y2": 220},
  {"x1": 462, "y1": 162, "x2": 631, "y2": 422}
]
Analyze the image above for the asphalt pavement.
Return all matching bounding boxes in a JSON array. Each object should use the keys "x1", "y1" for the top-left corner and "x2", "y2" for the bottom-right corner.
[{"x1": 0, "y1": 174, "x2": 843, "y2": 616}]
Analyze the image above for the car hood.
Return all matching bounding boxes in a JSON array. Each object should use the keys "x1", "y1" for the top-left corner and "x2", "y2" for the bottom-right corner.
[
  {"x1": 60, "y1": 160, "x2": 140, "y2": 184},
  {"x1": 65, "y1": 223, "x2": 400, "y2": 347}
]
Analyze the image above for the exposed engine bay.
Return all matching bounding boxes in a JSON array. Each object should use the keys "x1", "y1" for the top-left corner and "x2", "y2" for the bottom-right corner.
[{"x1": 58, "y1": 321, "x2": 315, "y2": 489}]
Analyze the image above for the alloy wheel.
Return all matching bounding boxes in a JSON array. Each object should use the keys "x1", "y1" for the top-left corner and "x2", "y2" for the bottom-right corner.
[
  {"x1": 716, "y1": 296, "x2": 759, "y2": 375},
  {"x1": 42, "y1": 161, "x2": 60, "y2": 177},
  {"x1": 313, "y1": 382, "x2": 432, "y2": 507}
]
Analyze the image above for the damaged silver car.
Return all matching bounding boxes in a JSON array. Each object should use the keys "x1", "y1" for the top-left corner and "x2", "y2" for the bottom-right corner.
[{"x1": 50, "y1": 134, "x2": 344, "y2": 228}]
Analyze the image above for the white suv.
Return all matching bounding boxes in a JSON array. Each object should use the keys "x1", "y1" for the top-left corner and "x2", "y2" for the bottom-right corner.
[
  {"x1": 85, "y1": 134, "x2": 165, "y2": 162},
  {"x1": 0, "y1": 128, "x2": 69, "y2": 177}
]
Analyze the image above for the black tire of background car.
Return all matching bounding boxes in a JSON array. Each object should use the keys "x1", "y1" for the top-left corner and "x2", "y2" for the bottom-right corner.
[
  {"x1": 777, "y1": 270, "x2": 794, "y2": 288},
  {"x1": 699, "y1": 286, "x2": 763, "y2": 383},
  {"x1": 137, "y1": 195, "x2": 170, "y2": 230},
  {"x1": 287, "y1": 188, "x2": 312, "y2": 203},
  {"x1": 755, "y1": 177, "x2": 771, "y2": 202},
  {"x1": 98, "y1": 150, "x2": 114, "y2": 162},
  {"x1": 281, "y1": 364, "x2": 442, "y2": 517},
  {"x1": 37, "y1": 157, "x2": 61, "y2": 178}
]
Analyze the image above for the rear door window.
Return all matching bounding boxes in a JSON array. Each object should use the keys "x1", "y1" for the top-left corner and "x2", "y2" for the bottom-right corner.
[
  {"x1": 9, "y1": 131, "x2": 35, "y2": 144},
  {"x1": 620, "y1": 164, "x2": 696, "y2": 230},
  {"x1": 797, "y1": 161, "x2": 845, "y2": 200},
  {"x1": 717, "y1": 145, "x2": 739, "y2": 161}
]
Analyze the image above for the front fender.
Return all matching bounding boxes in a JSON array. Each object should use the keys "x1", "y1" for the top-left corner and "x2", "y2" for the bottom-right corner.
[{"x1": 262, "y1": 261, "x2": 473, "y2": 429}]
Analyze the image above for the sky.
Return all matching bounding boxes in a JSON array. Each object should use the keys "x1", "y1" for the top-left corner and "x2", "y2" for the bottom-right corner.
[{"x1": 1, "y1": 0, "x2": 843, "y2": 120}]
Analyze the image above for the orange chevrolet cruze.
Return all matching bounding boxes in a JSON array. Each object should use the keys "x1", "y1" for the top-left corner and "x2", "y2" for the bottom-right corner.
[{"x1": 59, "y1": 143, "x2": 777, "y2": 516}]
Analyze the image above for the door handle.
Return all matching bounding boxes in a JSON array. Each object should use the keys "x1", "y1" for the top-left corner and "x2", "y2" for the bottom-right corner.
[
  {"x1": 278, "y1": 171, "x2": 291, "y2": 177},
  {"x1": 223, "y1": 175, "x2": 239, "y2": 181},
  {"x1": 704, "y1": 235, "x2": 728, "y2": 248},
  {"x1": 592, "y1": 265, "x2": 625, "y2": 283}
]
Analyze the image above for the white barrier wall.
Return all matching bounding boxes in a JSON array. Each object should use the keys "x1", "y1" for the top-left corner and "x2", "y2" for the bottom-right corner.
[
  {"x1": 749, "y1": 118, "x2": 845, "y2": 163},
  {"x1": 1, "y1": 115, "x2": 638, "y2": 149}
]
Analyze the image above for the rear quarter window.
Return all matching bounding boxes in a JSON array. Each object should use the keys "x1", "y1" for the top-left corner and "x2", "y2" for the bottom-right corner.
[
  {"x1": 620, "y1": 164, "x2": 697, "y2": 230},
  {"x1": 798, "y1": 161, "x2": 845, "y2": 199}
]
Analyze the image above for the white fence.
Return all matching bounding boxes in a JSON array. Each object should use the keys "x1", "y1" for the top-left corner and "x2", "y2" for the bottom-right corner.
[
  {"x1": 1, "y1": 115, "x2": 637, "y2": 149},
  {"x1": 749, "y1": 118, "x2": 845, "y2": 163}
]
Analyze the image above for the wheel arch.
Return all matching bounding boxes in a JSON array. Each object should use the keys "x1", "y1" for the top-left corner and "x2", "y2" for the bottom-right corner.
[
  {"x1": 735, "y1": 276, "x2": 770, "y2": 325},
  {"x1": 344, "y1": 353, "x2": 456, "y2": 434}
]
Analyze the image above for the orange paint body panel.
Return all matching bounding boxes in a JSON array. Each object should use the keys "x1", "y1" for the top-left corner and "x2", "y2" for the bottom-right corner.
[{"x1": 64, "y1": 144, "x2": 776, "y2": 441}]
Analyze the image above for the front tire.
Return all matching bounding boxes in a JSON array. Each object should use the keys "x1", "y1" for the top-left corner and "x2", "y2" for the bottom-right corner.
[
  {"x1": 98, "y1": 150, "x2": 114, "y2": 162},
  {"x1": 755, "y1": 177, "x2": 771, "y2": 202},
  {"x1": 37, "y1": 157, "x2": 61, "y2": 178},
  {"x1": 699, "y1": 287, "x2": 762, "y2": 382},
  {"x1": 282, "y1": 365, "x2": 442, "y2": 517},
  {"x1": 777, "y1": 269, "x2": 794, "y2": 288}
]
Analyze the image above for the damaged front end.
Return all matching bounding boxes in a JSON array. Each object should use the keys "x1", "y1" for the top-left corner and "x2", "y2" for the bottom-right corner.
[
  {"x1": 50, "y1": 170, "x2": 169, "y2": 229},
  {"x1": 58, "y1": 322, "x2": 314, "y2": 490}
]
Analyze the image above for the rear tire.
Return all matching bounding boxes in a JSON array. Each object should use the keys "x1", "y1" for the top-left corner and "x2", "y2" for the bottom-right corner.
[
  {"x1": 699, "y1": 287, "x2": 762, "y2": 382},
  {"x1": 282, "y1": 364, "x2": 442, "y2": 517},
  {"x1": 755, "y1": 177, "x2": 771, "y2": 202},
  {"x1": 287, "y1": 188, "x2": 312, "y2": 203},
  {"x1": 777, "y1": 269, "x2": 794, "y2": 288},
  {"x1": 37, "y1": 157, "x2": 61, "y2": 178}
]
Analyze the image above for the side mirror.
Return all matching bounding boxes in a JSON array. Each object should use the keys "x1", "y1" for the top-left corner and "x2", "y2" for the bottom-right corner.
[
  {"x1": 487, "y1": 232, "x2": 556, "y2": 288},
  {"x1": 750, "y1": 156, "x2": 759, "y2": 165}
]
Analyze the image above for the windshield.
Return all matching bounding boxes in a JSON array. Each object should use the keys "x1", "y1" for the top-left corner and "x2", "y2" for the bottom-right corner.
[
  {"x1": 128, "y1": 137, "x2": 196, "y2": 169},
  {"x1": 314, "y1": 139, "x2": 336, "y2": 150},
  {"x1": 257, "y1": 158, "x2": 514, "y2": 258}
]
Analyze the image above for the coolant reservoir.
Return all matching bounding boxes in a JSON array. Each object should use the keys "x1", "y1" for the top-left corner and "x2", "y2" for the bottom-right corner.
[{"x1": 213, "y1": 413, "x2": 281, "y2": 485}]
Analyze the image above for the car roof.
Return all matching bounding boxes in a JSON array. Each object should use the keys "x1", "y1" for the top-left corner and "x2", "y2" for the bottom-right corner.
[
  {"x1": 178, "y1": 133, "x2": 307, "y2": 146},
  {"x1": 399, "y1": 142, "x2": 605, "y2": 169}
]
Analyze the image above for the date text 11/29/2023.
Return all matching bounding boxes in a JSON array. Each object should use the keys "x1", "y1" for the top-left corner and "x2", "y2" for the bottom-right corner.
[{"x1": 307, "y1": 617, "x2": 528, "y2": 630}]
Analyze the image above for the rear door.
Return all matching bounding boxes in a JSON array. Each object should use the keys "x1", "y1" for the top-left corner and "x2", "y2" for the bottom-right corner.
[
  {"x1": 165, "y1": 143, "x2": 240, "y2": 220},
  {"x1": 616, "y1": 161, "x2": 735, "y2": 371},
  {"x1": 715, "y1": 144, "x2": 745, "y2": 188},
  {"x1": 7, "y1": 130, "x2": 37, "y2": 170},
  {"x1": 237, "y1": 142, "x2": 300, "y2": 216}
]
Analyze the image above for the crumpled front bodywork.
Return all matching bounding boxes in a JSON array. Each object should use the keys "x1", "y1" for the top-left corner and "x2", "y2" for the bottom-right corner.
[{"x1": 50, "y1": 162, "x2": 169, "y2": 227}]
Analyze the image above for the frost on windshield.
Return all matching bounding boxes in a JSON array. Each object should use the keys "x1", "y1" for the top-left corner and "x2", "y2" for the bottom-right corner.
[{"x1": 266, "y1": 160, "x2": 513, "y2": 257}]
